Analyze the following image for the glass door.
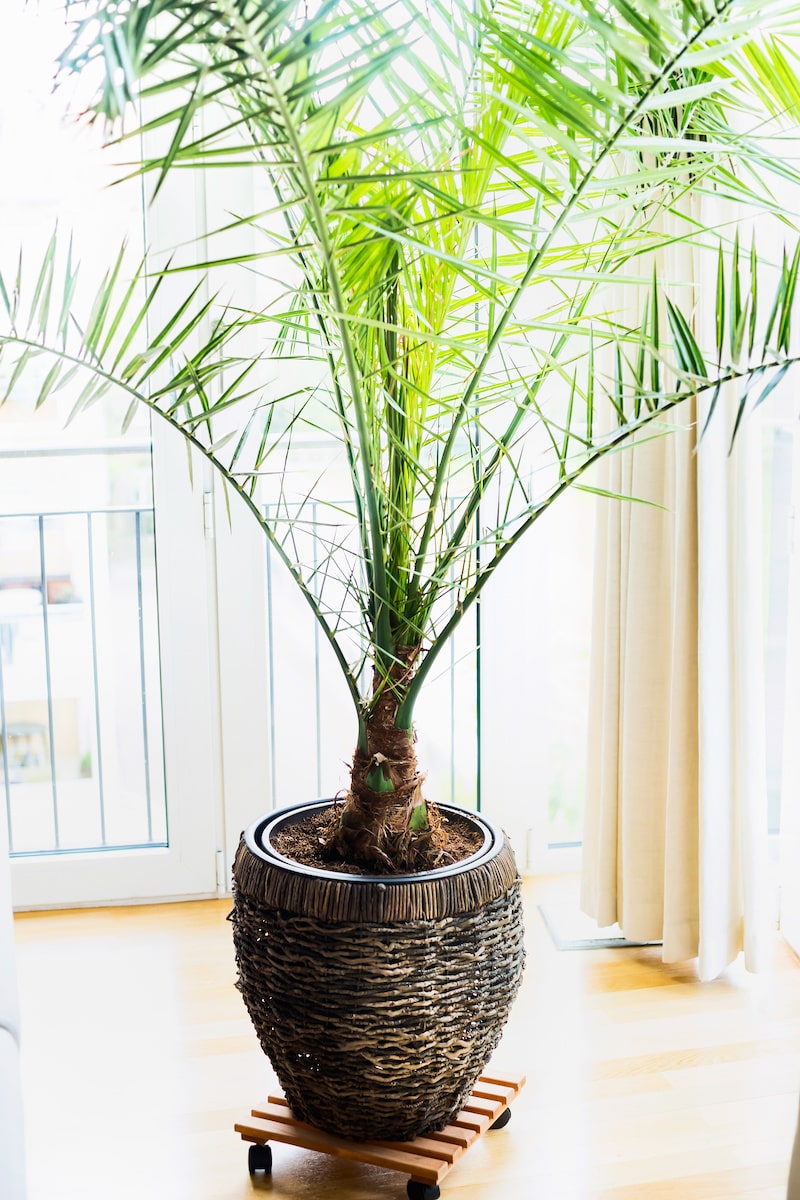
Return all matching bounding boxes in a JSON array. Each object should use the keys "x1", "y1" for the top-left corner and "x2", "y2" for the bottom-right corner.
[
  {"x1": 1, "y1": 0, "x2": 219, "y2": 907},
  {"x1": 2, "y1": 422, "x2": 219, "y2": 908}
]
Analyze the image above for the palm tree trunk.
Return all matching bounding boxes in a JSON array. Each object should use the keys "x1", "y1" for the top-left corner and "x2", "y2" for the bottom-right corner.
[{"x1": 328, "y1": 646, "x2": 447, "y2": 869}]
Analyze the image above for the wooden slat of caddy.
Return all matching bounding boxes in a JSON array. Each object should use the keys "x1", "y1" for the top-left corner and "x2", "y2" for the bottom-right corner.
[
  {"x1": 471, "y1": 1083, "x2": 517, "y2": 1104},
  {"x1": 251, "y1": 1103, "x2": 461, "y2": 1165},
  {"x1": 449, "y1": 1112, "x2": 492, "y2": 1134},
  {"x1": 233, "y1": 1116, "x2": 445, "y2": 1185},
  {"x1": 462, "y1": 1099, "x2": 501, "y2": 1118},
  {"x1": 369, "y1": 1137, "x2": 461, "y2": 1165},
  {"x1": 408, "y1": 1125, "x2": 474, "y2": 1149},
  {"x1": 478, "y1": 1073, "x2": 526, "y2": 1092},
  {"x1": 252, "y1": 1102, "x2": 316, "y2": 1126}
]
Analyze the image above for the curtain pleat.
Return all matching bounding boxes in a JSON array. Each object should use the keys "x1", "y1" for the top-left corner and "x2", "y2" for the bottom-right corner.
[
  {"x1": 581, "y1": 412, "x2": 700, "y2": 957},
  {"x1": 581, "y1": 393, "x2": 769, "y2": 978},
  {"x1": 696, "y1": 395, "x2": 770, "y2": 979}
]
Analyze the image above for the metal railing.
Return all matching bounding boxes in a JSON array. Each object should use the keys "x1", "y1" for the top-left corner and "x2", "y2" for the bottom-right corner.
[{"x1": 1, "y1": 505, "x2": 166, "y2": 856}]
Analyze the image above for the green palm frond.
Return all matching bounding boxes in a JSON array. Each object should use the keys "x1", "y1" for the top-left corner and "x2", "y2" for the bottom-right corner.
[{"x1": 4, "y1": 0, "x2": 800, "y2": 733}]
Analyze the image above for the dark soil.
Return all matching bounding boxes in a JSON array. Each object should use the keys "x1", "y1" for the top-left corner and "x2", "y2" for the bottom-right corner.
[{"x1": 271, "y1": 805, "x2": 485, "y2": 876}]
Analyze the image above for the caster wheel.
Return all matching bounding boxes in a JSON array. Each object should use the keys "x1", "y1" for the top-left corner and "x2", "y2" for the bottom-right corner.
[
  {"x1": 248, "y1": 1142, "x2": 272, "y2": 1175},
  {"x1": 490, "y1": 1107, "x2": 512, "y2": 1130},
  {"x1": 407, "y1": 1182, "x2": 440, "y2": 1200}
]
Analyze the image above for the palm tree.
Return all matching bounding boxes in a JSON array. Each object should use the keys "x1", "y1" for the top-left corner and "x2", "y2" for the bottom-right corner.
[{"x1": 3, "y1": 0, "x2": 800, "y2": 869}]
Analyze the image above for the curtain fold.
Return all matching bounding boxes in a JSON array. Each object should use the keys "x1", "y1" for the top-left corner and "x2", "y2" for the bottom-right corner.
[
  {"x1": 580, "y1": 395, "x2": 769, "y2": 979},
  {"x1": 696, "y1": 393, "x2": 770, "y2": 978}
]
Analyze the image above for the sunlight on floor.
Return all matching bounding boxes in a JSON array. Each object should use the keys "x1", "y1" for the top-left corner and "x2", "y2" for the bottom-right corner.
[{"x1": 13, "y1": 878, "x2": 800, "y2": 1200}]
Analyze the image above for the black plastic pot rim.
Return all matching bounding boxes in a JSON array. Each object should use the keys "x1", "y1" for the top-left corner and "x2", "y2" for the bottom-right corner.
[{"x1": 243, "y1": 800, "x2": 504, "y2": 885}]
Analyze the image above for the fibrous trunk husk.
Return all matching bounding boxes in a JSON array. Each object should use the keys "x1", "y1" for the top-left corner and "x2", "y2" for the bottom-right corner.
[{"x1": 326, "y1": 645, "x2": 448, "y2": 870}]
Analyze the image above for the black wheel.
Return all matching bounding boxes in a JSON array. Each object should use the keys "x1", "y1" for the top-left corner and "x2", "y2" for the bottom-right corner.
[
  {"x1": 490, "y1": 1107, "x2": 512, "y2": 1130},
  {"x1": 406, "y1": 1182, "x2": 440, "y2": 1200},
  {"x1": 248, "y1": 1142, "x2": 272, "y2": 1175}
]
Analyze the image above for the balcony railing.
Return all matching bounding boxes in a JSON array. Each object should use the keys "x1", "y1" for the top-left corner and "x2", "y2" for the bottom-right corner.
[{"x1": 1, "y1": 505, "x2": 167, "y2": 856}]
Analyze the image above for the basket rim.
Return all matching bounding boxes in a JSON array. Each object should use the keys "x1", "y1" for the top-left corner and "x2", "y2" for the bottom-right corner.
[{"x1": 242, "y1": 800, "x2": 503, "y2": 885}]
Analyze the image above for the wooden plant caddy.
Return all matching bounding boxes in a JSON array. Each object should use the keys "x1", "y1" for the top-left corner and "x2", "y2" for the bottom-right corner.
[{"x1": 235, "y1": 1072, "x2": 525, "y2": 1200}]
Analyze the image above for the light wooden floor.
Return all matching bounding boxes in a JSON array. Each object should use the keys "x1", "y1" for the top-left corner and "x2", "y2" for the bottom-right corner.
[{"x1": 12, "y1": 877, "x2": 800, "y2": 1200}]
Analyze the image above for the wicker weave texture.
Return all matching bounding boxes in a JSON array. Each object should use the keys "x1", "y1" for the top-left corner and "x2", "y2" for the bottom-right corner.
[{"x1": 231, "y1": 873, "x2": 525, "y2": 1141}]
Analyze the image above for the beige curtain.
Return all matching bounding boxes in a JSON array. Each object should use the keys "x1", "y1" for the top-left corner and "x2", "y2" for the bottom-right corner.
[
  {"x1": 789, "y1": 1101, "x2": 800, "y2": 1200},
  {"x1": 580, "y1": 391, "x2": 770, "y2": 979}
]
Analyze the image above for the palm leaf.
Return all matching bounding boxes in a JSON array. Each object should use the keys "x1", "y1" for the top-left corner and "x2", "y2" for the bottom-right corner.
[{"x1": 4, "y1": 0, "x2": 800, "y2": 735}]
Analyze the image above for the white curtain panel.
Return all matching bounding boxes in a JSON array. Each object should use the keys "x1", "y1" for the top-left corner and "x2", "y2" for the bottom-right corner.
[
  {"x1": 696, "y1": 390, "x2": 771, "y2": 978},
  {"x1": 779, "y1": 430, "x2": 800, "y2": 962},
  {"x1": 788, "y1": 1099, "x2": 800, "y2": 1200},
  {"x1": 580, "y1": 264, "x2": 770, "y2": 980},
  {"x1": 579, "y1": 409, "x2": 701, "y2": 962}
]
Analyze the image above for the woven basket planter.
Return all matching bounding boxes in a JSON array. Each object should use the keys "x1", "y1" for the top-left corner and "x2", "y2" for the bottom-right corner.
[{"x1": 231, "y1": 801, "x2": 525, "y2": 1142}]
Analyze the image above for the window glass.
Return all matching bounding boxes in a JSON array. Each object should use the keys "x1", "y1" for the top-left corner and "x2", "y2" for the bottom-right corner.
[{"x1": 0, "y1": 1, "x2": 167, "y2": 854}]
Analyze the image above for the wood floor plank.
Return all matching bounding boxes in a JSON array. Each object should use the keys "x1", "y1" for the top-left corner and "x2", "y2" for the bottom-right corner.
[
  {"x1": 592, "y1": 1040, "x2": 794, "y2": 1080},
  {"x1": 596, "y1": 1160, "x2": 789, "y2": 1198}
]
